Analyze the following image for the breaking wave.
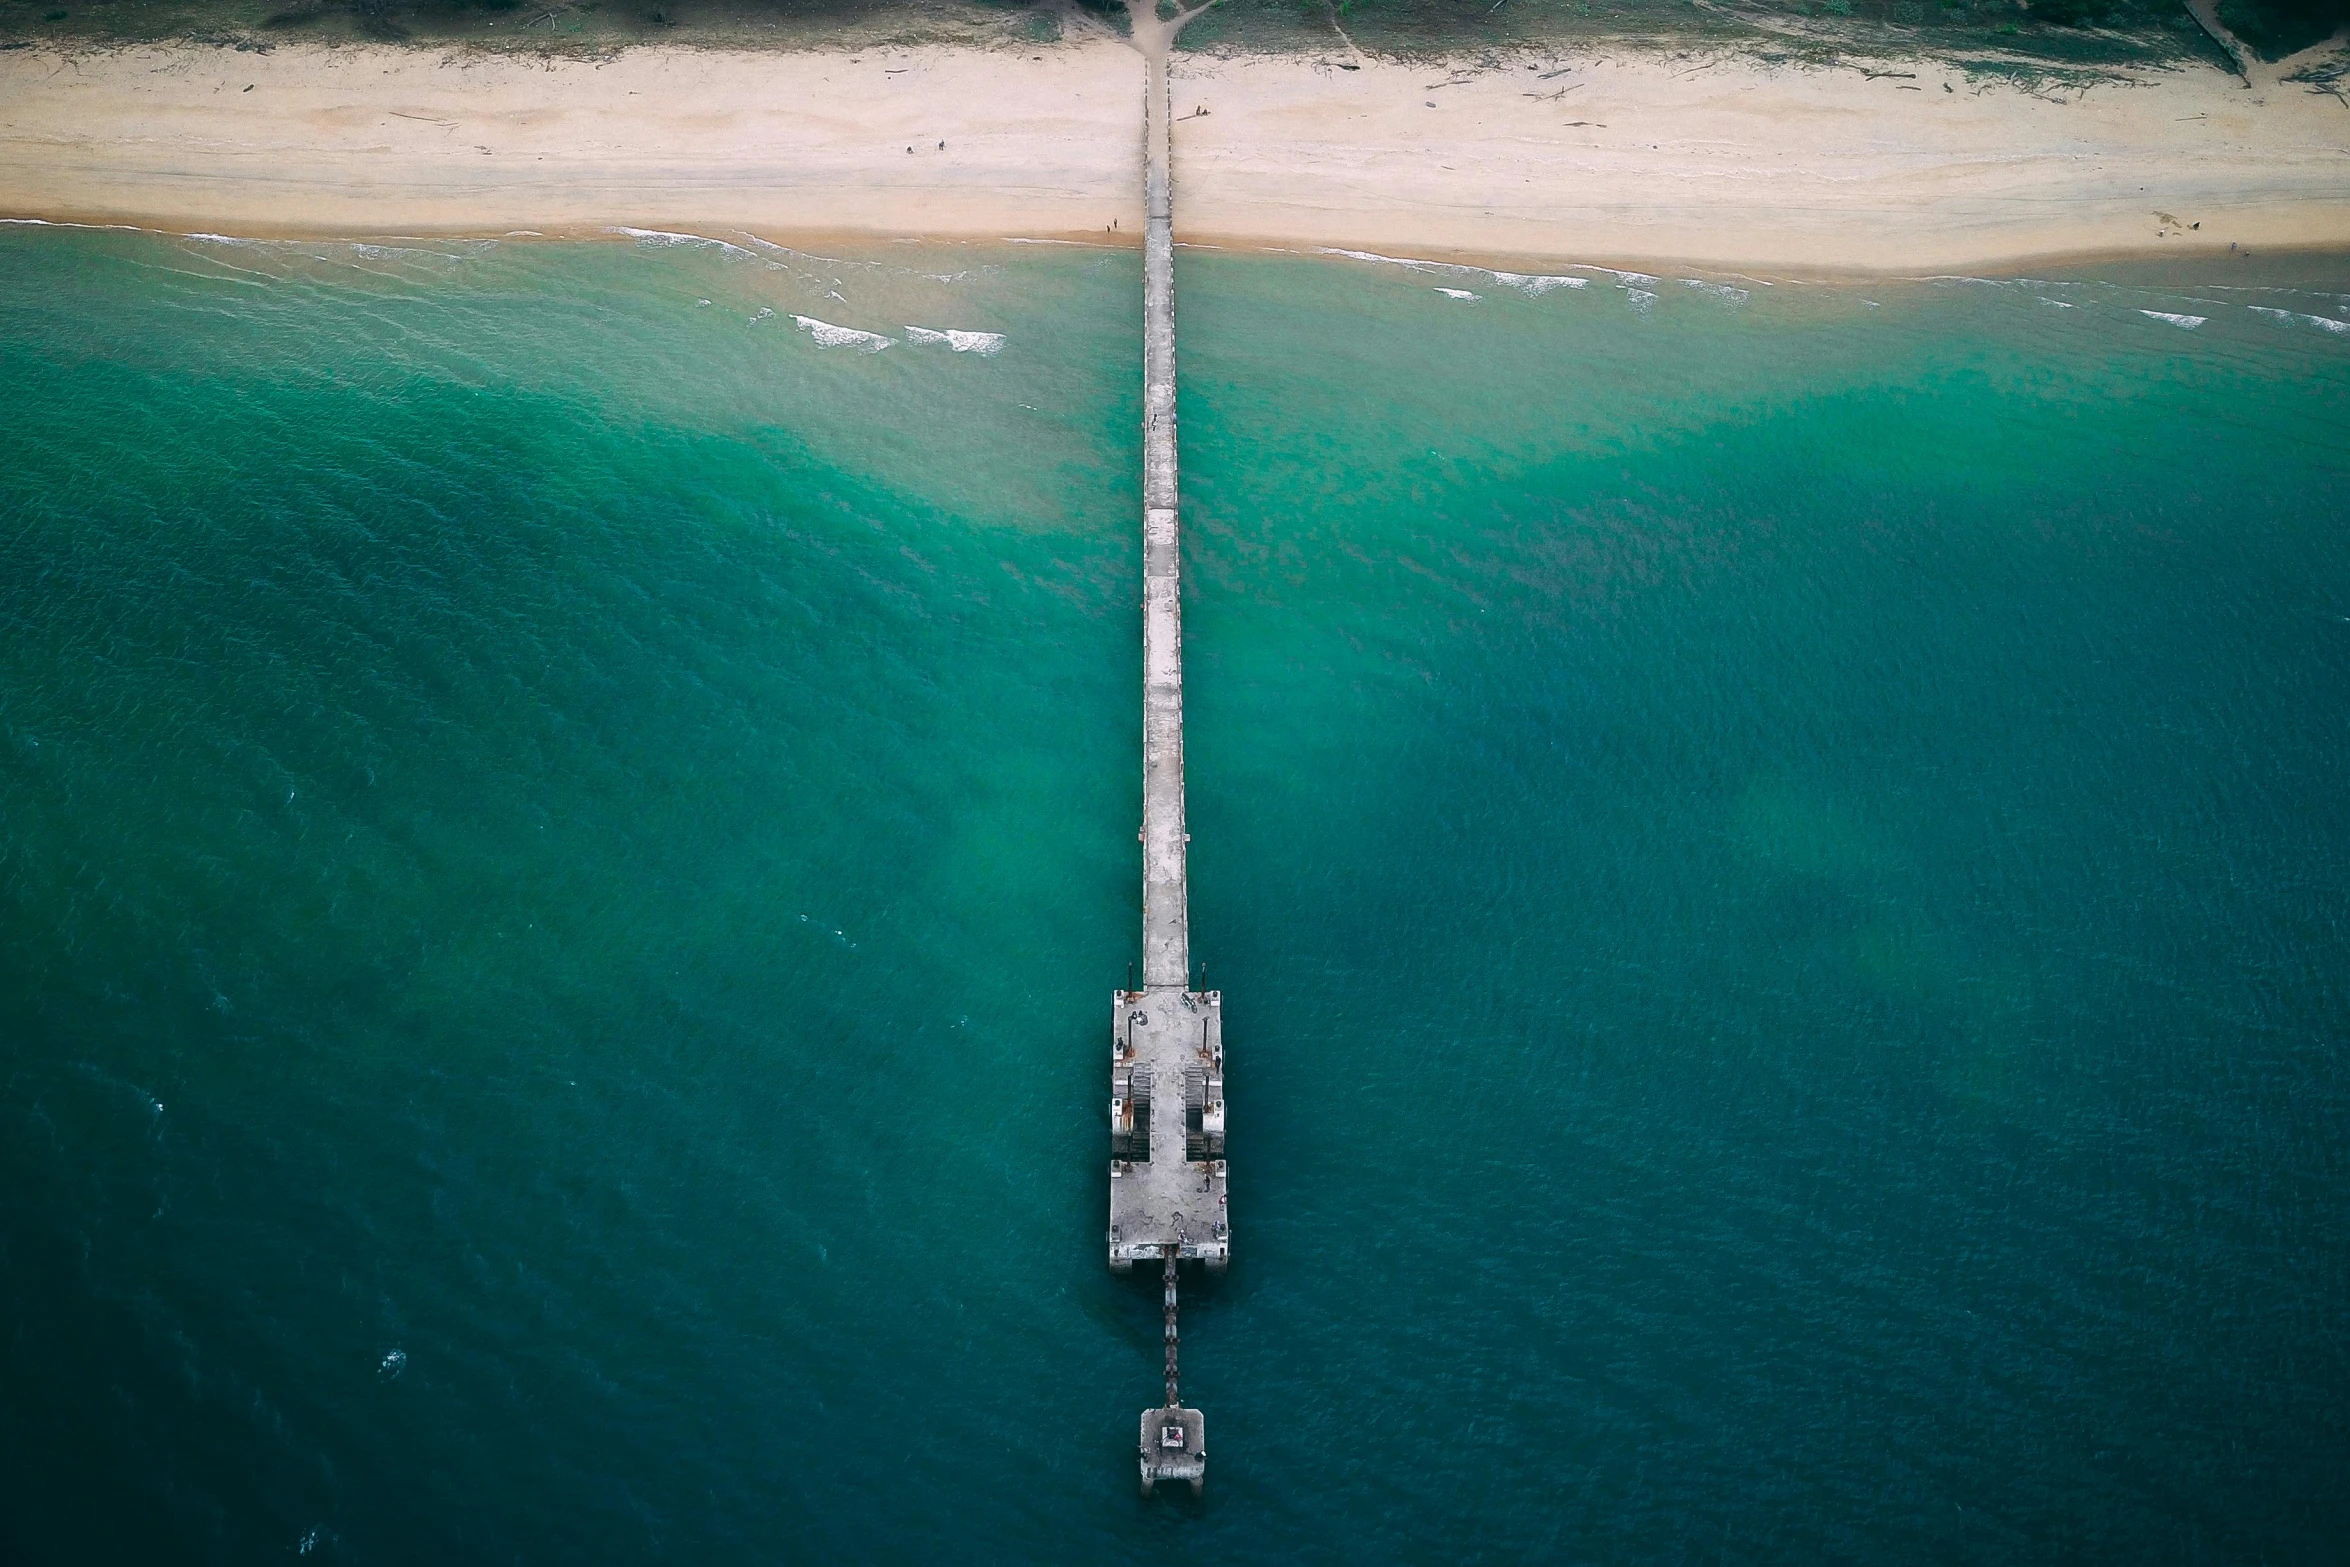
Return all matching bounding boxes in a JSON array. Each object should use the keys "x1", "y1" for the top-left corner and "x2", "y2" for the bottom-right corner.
[
  {"x1": 2250, "y1": 305, "x2": 2349, "y2": 335},
  {"x1": 610, "y1": 227, "x2": 759, "y2": 261},
  {"x1": 905, "y1": 325, "x2": 1007, "y2": 355},
  {"x1": 792, "y1": 315, "x2": 894, "y2": 351},
  {"x1": 1320, "y1": 248, "x2": 1587, "y2": 294},
  {"x1": 1678, "y1": 278, "x2": 1749, "y2": 303}
]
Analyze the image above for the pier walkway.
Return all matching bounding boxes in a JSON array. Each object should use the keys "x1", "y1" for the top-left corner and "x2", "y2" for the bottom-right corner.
[{"x1": 1108, "y1": 41, "x2": 1223, "y2": 1498}]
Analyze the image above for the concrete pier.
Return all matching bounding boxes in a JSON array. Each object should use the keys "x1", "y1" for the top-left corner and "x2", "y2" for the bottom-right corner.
[
  {"x1": 1109, "y1": 44, "x2": 1225, "y2": 1497},
  {"x1": 1139, "y1": 46, "x2": 1186, "y2": 997},
  {"x1": 1110, "y1": 46, "x2": 1226, "y2": 1272},
  {"x1": 1139, "y1": 1255, "x2": 1206, "y2": 1497},
  {"x1": 1107, "y1": 985, "x2": 1227, "y2": 1271}
]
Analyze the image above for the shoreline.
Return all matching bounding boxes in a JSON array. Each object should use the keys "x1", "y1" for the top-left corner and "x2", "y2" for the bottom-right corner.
[
  {"x1": 9, "y1": 213, "x2": 2349, "y2": 288},
  {"x1": 2, "y1": 41, "x2": 2346, "y2": 274}
]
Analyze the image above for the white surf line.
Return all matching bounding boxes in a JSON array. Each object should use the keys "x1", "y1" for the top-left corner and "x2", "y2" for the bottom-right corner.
[
  {"x1": 10, "y1": 218, "x2": 509, "y2": 257},
  {"x1": 609, "y1": 226, "x2": 759, "y2": 260},
  {"x1": 905, "y1": 325, "x2": 1006, "y2": 355},
  {"x1": 1487, "y1": 270, "x2": 1584, "y2": 294},
  {"x1": 2249, "y1": 305, "x2": 2350, "y2": 334},
  {"x1": 734, "y1": 233, "x2": 982, "y2": 284},
  {"x1": 1319, "y1": 247, "x2": 1588, "y2": 293},
  {"x1": 791, "y1": 315, "x2": 894, "y2": 351},
  {"x1": 1, "y1": 216, "x2": 145, "y2": 233},
  {"x1": 1678, "y1": 278, "x2": 1750, "y2": 302}
]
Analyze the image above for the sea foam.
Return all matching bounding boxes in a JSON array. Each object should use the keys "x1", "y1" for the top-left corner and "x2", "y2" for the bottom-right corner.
[
  {"x1": 2250, "y1": 305, "x2": 2349, "y2": 335},
  {"x1": 793, "y1": 315, "x2": 894, "y2": 351},
  {"x1": 906, "y1": 325, "x2": 1007, "y2": 355},
  {"x1": 1489, "y1": 271, "x2": 1586, "y2": 294},
  {"x1": 1320, "y1": 248, "x2": 1586, "y2": 294},
  {"x1": 1678, "y1": 278, "x2": 1750, "y2": 304},
  {"x1": 611, "y1": 227, "x2": 758, "y2": 261}
]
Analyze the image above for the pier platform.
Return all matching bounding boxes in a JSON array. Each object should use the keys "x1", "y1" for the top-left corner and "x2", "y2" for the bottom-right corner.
[
  {"x1": 1108, "y1": 987, "x2": 1228, "y2": 1270},
  {"x1": 1139, "y1": 1406, "x2": 1206, "y2": 1497}
]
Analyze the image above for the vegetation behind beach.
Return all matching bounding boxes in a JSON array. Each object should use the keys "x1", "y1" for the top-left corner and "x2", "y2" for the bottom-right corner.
[{"x1": 7, "y1": 0, "x2": 2339, "y2": 76}]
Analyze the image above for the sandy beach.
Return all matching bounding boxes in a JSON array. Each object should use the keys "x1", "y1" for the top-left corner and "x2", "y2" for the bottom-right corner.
[{"x1": 0, "y1": 39, "x2": 2343, "y2": 271}]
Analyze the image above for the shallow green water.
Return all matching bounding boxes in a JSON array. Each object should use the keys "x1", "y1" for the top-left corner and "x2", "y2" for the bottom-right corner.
[{"x1": 2, "y1": 223, "x2": 2346, "y2": 1562}]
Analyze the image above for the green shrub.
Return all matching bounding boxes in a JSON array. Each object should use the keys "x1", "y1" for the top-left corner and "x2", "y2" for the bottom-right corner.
[
  {"x1": 2216, "y1": 0, "x2": 2350, "y2": 57},
  {"x1": 2030, "y1": 0, "x2": 2108, "y2": 26}
]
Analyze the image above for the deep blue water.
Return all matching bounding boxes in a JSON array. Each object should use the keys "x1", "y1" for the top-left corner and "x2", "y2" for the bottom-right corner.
[{"x1": 2, "y1": 225, "x2": 2347, "y2": 1562}]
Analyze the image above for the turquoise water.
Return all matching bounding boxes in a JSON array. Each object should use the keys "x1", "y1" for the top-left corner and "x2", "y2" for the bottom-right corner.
[{"x1": 2, "y1": 223, "x2": 2346, "y2": 1562}]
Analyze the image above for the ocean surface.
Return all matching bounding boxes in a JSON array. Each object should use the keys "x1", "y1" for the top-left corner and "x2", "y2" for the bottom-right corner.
[{"x1": 2, "y1": 222, "x2": 2346, "y2": 1563}]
